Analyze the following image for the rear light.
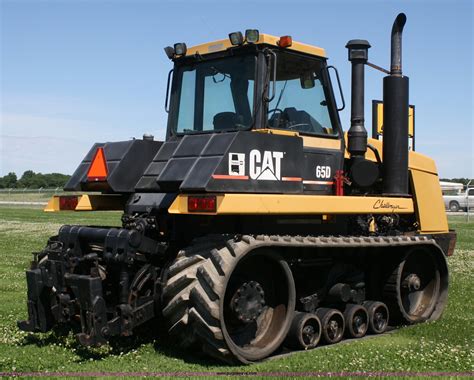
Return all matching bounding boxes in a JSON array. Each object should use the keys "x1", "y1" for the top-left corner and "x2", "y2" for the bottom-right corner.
[
  {"x1": 59, "y1": 195, "x2": 79, "y2": 210},
  {"x1": 278, "y1": 35, "x2": 292, "y2": 48},
  {"x1": 188, "y1": 196, "x2": 217, "y2": 213}
]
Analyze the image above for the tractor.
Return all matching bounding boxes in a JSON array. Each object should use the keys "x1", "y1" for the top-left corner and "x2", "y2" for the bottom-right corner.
[{"x1": 19, "y1": 14, "x2": 456, "y2": 364}]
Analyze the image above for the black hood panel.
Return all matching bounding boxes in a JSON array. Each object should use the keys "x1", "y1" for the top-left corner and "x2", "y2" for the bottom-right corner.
[
  {"x1": 136, "y1": 131, "x2": 305, "y2": 194},
  {"x1": 65, "y1": 139, "x2": 162, "y2": 193}
]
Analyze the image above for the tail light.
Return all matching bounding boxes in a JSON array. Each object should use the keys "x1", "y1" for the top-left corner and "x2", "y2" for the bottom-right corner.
[
  {"x1": 59, "y1": 195, "x2": 79, "y2": 210},
  {"x1": 188, "y1": 196, "x2": 217, "y2": 213}
]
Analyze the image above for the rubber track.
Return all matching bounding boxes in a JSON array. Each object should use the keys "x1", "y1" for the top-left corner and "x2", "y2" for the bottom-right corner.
[{"x1": 161, "y1": 233, "x2": 439, "y2": 363}]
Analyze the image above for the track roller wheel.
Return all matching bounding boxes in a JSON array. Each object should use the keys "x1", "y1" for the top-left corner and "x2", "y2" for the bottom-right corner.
[
  {"x1": 315, "y1": 308, "x2": 345, "y2": 344},
  {"x1": 363, "y1": 301, "x2": 389, "y2": 334},
  {"x1": 384, "y1": 247, "x2": 448, "y2": 324},
  {"x1": 285, "y1": 312, "x2": 321, "y2": 350},
  {"x1": 343, "y1": 304, "x2": 368, "y2": 338},
  {"x1": 161, "y1": 236, "x2": 295, "y2": 363}
]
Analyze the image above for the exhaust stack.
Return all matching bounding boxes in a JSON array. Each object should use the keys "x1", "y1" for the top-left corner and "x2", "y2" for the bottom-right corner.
[{"x1": 383, "y1": 13, "x2": 409, "y2": 195}]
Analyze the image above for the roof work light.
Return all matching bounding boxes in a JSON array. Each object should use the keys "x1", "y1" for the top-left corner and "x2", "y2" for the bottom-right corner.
[
  {"x1": 174, "y1": 42, "x2": 187, "y2": 56},
  {"x1": 229, "y1": 31, "x2": 244, "y2": 46},
  {"x1": 164, "y1": 46, "x2": 175, "y2": 59},
  {"x1": 245, "y1": 29, "x2": 260, "y2": 44}
]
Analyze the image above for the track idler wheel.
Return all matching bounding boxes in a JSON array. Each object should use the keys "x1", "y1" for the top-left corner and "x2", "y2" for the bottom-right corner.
[
  {"x1": 364, "y1": 301, "x2": 389, "y2": 334},
  {"x1": 315, "y1": 308, "x2": 345, "y2": 344},
  {"x1": 285, "y1": 312, "x2": 322, "y2": 350},
  {"x1": 384, "y1": 247, "x2": 448, "y2": 324},
  {"x1": 343, "y1": 304, "x2": 369, "y2": 338}
]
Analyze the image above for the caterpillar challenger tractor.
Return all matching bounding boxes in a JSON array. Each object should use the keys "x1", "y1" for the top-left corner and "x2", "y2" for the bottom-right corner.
[{"x1": 18, "y1": 14, "x2": 456, "y2": 364}]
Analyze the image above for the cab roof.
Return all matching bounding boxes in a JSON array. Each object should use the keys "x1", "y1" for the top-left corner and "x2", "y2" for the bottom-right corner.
[{"x1": 186, "y1": 33, "x2": 327, "y2": 58}]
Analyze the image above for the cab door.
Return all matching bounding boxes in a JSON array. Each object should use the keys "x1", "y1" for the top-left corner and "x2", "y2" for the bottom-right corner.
[{"x1": 264, "y1": 50, "x2": 344, "y2": 194}]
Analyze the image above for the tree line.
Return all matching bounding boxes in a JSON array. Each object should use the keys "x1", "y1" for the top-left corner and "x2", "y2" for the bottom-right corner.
[
  {"x1": 0, "y1": 171, "x2": 71, "y2": 189},
  {"x1": 1, "y1": 170, "x2": 471, "y2": 189}
]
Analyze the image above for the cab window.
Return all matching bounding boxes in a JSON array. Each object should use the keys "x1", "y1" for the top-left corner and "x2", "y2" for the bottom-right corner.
[
  {"x1": 173, "y1": 55, "x2": 255, "y2": 134},
  {"x1": 267, "y1": 51, "x2": 336, "y2": 136}
]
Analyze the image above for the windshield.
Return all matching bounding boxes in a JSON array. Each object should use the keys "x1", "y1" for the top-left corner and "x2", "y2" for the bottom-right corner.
[
  {"x1": 267, "y1": 52, "x2": 337, "y2": 136},
  {"x1": 172, "y1": 55, "x2": 256, "y2": 134}
]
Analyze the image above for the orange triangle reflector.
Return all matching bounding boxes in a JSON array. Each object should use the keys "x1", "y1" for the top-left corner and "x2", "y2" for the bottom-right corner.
[{"x1": 87, "y1": 147, "x2": 108, "y2": 181}]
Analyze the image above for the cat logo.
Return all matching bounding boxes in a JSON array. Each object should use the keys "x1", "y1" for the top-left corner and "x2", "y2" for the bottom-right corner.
[
  {"x1": 249, "y1": 149, "x2": 284, "y2": 180},
  {"x1": 228, "y1": 153, "x2": 246, "y2": 176}
]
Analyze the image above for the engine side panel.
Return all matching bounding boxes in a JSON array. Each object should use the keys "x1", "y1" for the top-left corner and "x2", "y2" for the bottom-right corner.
[
  {"x1": 135, "y1": 131, "x2": 343, "y2": 195},
  {"x1": 410, "y1": 169, "x2": 449, "y2": 233}
]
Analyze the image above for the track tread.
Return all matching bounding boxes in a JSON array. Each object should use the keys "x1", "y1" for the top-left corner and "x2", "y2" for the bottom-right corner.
[
  {"x1": 167, "y1": 255, "x2": 204, "y2": 278},
  {"x1": 209, "y1": 248, "x2": 226, "y2": 276},
  {"x1": 161, "y1": 233, "x2": 442, "y2": 363},
  {"x1": 162, "y1": 236, "x2": 236, "y2": 362}
]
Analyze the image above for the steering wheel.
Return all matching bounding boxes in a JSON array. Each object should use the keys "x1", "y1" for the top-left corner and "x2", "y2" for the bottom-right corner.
[
  {"x1": 268, "y1": 108, "x2": 283, "y2": 115},
  {"x1": 268, "y1": 108, "x2": 285, "y2": 129}
]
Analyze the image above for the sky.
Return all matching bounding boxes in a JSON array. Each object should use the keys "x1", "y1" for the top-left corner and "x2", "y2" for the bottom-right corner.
[{"x1": 1, "y1": 0, "x2": 472, "y2": 178}]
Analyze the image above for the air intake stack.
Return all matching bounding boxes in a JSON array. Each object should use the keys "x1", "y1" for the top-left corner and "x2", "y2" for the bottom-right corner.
[
  {"x1": 345, "y1": 40, "x2": 381, "y2": 189},
  {"x1": 382, "y1": 13, "x2": 409, "y2": 195},
  {"x1": 346, "y1": 39, "x2": 371, "y2": 159}
]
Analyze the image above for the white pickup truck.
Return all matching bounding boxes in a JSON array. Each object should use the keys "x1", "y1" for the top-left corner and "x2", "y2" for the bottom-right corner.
[{"x1": 443, "y1": 188, "x2": 474, "y2": 212}]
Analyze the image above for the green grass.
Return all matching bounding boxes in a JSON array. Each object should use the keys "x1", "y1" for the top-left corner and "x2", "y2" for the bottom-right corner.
[
  {"x1": 0, "y1": 192, "x2": 58, "y2": 203},
  {"x1": 0, "y1": 191, "x2": 97, "y2": 205},
  {"x1": 0, "y1": 206, "x2": 472, "y2": 375},
  {"x1": 447, "y1": 216, "x2": 474, "y2": 251}
]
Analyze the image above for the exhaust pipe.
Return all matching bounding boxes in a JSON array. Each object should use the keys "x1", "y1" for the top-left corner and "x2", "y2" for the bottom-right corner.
[
  {"x1": 390, "y1": 13, "x2": 406, "y2": 76},
  {"x1": 383, "y1": 13, "x2": 409, "y2": 196}
]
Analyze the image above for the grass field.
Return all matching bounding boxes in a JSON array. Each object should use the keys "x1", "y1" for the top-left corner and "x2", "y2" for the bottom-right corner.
[
  {"x1": 0, "y1": 192, "x2": 57, "y2": 204},
  {"x1": 0, "y1": 191, "x2": 89, "y2": 205},
  {"x1": 0, "y1": 206, "x2": 472, "y2": 375}
]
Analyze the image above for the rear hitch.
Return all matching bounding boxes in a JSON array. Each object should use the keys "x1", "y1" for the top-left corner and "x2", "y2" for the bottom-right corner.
[
  {"x1": 18, "y1": 224, "x2": 161, "y2": 346},
  {"x1": 17, "y1": 268, "x2": 53, "y2": 333},
  {"x1": 65, "y1": 273, "x2": 108, "y2": 346}
]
